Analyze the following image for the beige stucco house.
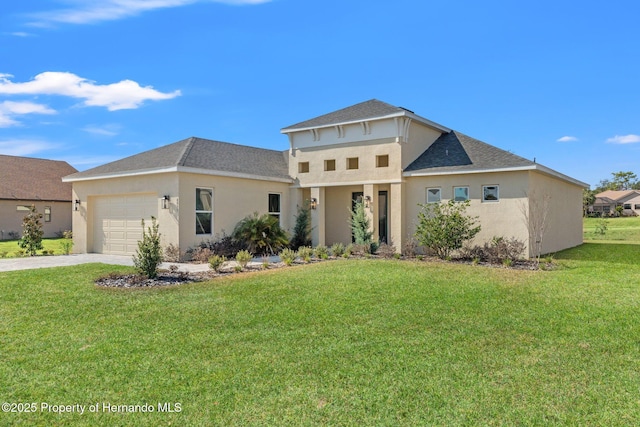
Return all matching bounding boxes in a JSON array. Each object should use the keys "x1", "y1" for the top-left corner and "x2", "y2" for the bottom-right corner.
[
  {"x1": 591, "y1": 190, "x2": 640, "y2": 216},
  {"x1": 0, "y1": 155, "x2": 77, "y2": 240},
  {"x1": 64, "y1": 99, "x2": 587, "y2": 257}
]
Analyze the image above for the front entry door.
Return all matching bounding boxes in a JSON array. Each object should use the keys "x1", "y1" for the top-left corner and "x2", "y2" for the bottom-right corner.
[{"x1": 378, "y1": 191, "x2": 388, "y2": 244}]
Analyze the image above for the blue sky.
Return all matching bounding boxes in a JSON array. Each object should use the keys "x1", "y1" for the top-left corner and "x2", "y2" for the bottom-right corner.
[{"x1": 1, "y1": 0, "x2": 639, "y2": 188}]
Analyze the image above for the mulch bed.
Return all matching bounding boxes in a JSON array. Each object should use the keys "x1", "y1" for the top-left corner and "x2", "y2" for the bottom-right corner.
[{"x1": 95, "y1": 256, "x2": 553, "y2": 288}]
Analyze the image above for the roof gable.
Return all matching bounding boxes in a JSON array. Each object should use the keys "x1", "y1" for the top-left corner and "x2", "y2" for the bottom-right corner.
[
  {"x1": 64, "y1": 137, "x2": 291, "y2": 182},
  {"x1": 404, "y1": 131, "x2": 535, "y2": 173},
  {"x1": 0, "y1": 155, "x2": 77, "y2": 201},
  {"x1": 282, "y1": 99, "x2": 403, "y2": 131},
  {"x1": 595, "y1": 190, "x2": 640, "y2": 202}
]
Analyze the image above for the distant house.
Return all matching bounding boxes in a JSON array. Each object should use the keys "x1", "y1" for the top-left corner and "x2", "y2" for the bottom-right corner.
[
  {"x1": 64, "y1": 99, "x2": 587, "y2": 257},
  {"x1": 0, "y1": 155, "x2": 77, "y2": 239},
  {"x1": 592, "y1": 190, "x2": 640, "y2": 216}
]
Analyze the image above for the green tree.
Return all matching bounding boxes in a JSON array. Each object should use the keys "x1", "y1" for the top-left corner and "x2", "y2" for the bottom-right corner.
[
  {"x1": 583, "y1": 188, "x2": 596, "y2": 216},
  {"x1": 350, "y1": 199, "x2": 373, "y2": 245},
  {"x1": 18, "y1": 205, "x2": 44, "y2": 256},
  {"x1": 232, "y1": 212, "x2": 289, "y2": 255},
  {"x1": 290, "y1": 202, "x2": 312, "y2": 249},
  {"x1": 415, "y1": 200, "x2": 480, "y2": 259},
  {"x1": 611, "y1": 171, "x2": 638, "y2": 190},
  {"x1": 132, "y1": 217, "x2": 163, "y2": 279}
]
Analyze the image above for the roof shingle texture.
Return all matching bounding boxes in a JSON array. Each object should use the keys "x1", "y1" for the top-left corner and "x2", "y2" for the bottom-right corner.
[
  {"x1": 65, "y1": 137, "x2": 291, "y2": 181},
  {"x1": 405, "y1": 131, "x2": 535, "y2": 173},
  {"x1": 0, "y1": 155, "x2": 77, "y2": 201},
  {"x1": 282, "y1": 99, "x2": 404, "y2": 130}
]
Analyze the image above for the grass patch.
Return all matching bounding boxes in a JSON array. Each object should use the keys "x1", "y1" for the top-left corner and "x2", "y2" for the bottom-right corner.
[
  {"x1": 583, "y1": 216, "x2": 640, "y2": 243},
  {"x1": 1, "y1": 246, "x2": 640, "y2": 425},
  {"x1": 0, "y1": 238, "x2": 66, "y2": 257}
]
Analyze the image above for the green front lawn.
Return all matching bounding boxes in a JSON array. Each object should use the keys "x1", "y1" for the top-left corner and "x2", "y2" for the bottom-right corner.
[
  {"x1": 584, "y1": 216, "x2": 640, "y2": 243},
  {"x1": 1, "y1": 243, "x2": 640, "y2": 425},
  {"x1": 0, "y1": 238, "x2": 66, "y2": 257}
]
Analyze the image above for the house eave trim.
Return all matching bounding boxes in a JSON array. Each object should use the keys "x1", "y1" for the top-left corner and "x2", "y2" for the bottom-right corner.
[
  {"x1": 63, "y1": 166, "x2": 293, "y2": 184},
  {"x1": 281, "y1": 111, "x2": 450, "y2": 134},
  {"x1": 404, "y1": 165, "x2": 589, "y2": 187},
  {"x1": 292, "y1": 178, "x2": 404, "y2": 188}
]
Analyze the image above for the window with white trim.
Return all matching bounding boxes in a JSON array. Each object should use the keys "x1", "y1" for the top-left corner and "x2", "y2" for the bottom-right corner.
[
  {"x1": 44, "y1": 206, "x2": 51, "y2": 222},
  {"x1": 482, "y1": 185, "x2": 499, "y2": 202},
  {"x1": 268, "y1": 193, "x2": 281, "y2": 223},
  {"x1": 426, "y1": 188, "x2": 441, "y2": 203},
  {"x1": 453, "y1": 186, "x2": 469, "y2": 202},
  {"x1": 195, "y1": 188, "x2": 213, "y2": 235}
]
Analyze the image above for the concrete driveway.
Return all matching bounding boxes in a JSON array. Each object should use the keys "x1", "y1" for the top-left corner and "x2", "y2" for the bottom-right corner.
[{"x1": 0, "y1": 254, "x2": 210, "y2": 273}]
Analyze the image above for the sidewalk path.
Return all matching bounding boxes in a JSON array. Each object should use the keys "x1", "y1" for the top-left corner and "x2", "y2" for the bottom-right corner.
[
  {"x1": 0, "y1": 254, "x2": 280, "y2": 273},
  {"x1": 0, "y1": 254, "x2": 206, "y2": 273}
]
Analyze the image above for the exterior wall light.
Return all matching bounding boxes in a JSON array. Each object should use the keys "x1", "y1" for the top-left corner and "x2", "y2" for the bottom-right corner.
[
  {"x1": 74, "y1": 199, "x2": 81, "y2": 211},
  {"x1": 364, "y1": 195, "x2": 372, "y2": 209},
  {"x1": 310, "y1": 198, "x2": 318, "y2": 210},
  {"x1": 162, "y1": 195, "x2": 170, "y2": 209}
]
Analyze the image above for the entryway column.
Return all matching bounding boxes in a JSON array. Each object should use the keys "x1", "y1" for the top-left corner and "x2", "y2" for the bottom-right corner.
[
  {"x1": 310, "y1": 186, "x2": 325, "y2": 246},
  {"x1": 389, "y1": 182, "x2": 404, "y2": 251}
]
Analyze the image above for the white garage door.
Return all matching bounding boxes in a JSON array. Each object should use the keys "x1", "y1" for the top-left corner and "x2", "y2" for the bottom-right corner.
[{"x1": 94, "y1": 194, "x2": 158, "y2": 255}]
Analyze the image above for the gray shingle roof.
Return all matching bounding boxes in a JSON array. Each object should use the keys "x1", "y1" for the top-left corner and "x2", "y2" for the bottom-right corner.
[
  {"x1": 282, "y1": 99, "x2": 407, "y2": 130},
  {"x1": 0, "y1": 155, "x2": 77, "y2": 201},
  {"x1": 65, "y1": 137, "x2": 291, "y2": 181},
  {"x1": 404, "y1": 131, "x2": 536, "y2": 173}
]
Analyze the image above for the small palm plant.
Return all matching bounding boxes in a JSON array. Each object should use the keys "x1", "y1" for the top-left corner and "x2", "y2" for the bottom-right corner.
[{"x1": 232, "y1": 212, "x2": 289, "y2": 255}]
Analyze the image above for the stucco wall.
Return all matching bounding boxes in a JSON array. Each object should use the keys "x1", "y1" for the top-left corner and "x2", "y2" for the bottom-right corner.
[
  {"x1": 528, "y1": 171, "x2": 584, "y2": 255},
  {"x1": 72, "y1": 172, "x2": 292, "y2": 254},
  {"x1": 405, "y1": 171, "x2": 532, "y2": 254},
  {"x1": 0, "y1": 200, "x2": 72, "y2": 240},
  {"x1": 177, "y1": 173, "x2": 291, "y2": 251},
  {"x1": 71, "y1": 173, "x2": 178, "y2": 253}
]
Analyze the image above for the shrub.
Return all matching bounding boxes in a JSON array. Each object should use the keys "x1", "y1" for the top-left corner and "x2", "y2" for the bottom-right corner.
[
  {"x1": 0, "y1": 251, "x2": 7, "y2": 258},
  {"x1": 594, "y1": 219, "x2": 608, "y2": 236},
  {"x1": 232, "y1": 213, "x2": 289, "y2": 255},
  {"x1": 235, "y1": 249, "x2": 252, "y2": 270},
  {"x1": 343, "y1": 244, "x2": 353, "y2": 258},
  {"x1": 191, "y1": 232, "x2": 245, "y2": 258},
  {"x1": 351, "y1": 244, "x2": 372, "y2": 257},
  {"x1": 18, "y1": 205, "x2": 43, "y2": 256},
  {"x1": 191, "y1": 247, "x2": 213, "y2": 263},
  {"x1": 279, "y1": 248, "x2": 296, "y2": 266},
  {"x1": 330, "y1": 242, "x2": 345, "y2": 257},
  {"x1": 59, "y1": 230, "x2": 74, "y2": 255},
  {"x1": 208, "y1": 255, "x2": 227, "y2": 272},
  {"x1": 415, "y1": 200, "x2": 481, "y2": 259},
  {"x1": 350, "y1": 199, "x2": 373, "y2": 245},
  {"x1": 485, "y1": 236, "x2": 525, "y2": 264},
  {"x1": 164, "y1": 243, "x2": 182, "y2": 262},
  {"x1": 297, "y1": 246, "x2": 313, "y2": 263},
  {"x1": 314, "y1": 245, "x2": 329, "y2": 260},
  {"x1": 376, "y1": 243, "x2": 397, "y2": 259},
  {"x1": 290, "y1": 203, "x2": 312, "y2": 249},
  {"x1": 402, "y1": 235, "x2": 420, "y2": 258},
  {"x1": 132, "y1": 217, "x2": 163, "y2": 279}
]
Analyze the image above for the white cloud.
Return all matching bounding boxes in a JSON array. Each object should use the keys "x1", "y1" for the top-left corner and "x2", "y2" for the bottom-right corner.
[
  {"x1": 83, "y1": 124, "x2": 121, "y2": 136},
  {"x1": 0, "y1": 72, "x2": 180, "y2": 111},
  {"x1": 557, "y1": 136, "x2": 578, "y2": 142},
  {"x1": 9, "y1": 32, "x2": 35, "y2": 37},
  {"x1": 606, "y1": 134, "x2": 640, "y2": 144},
  {"x1": 0, "y1": 100, "x2": 56, "y2": 127},
  {"x1": 29, "y1": 0, "x2": 270, "y2": 26},
  {"x1": 0, "y1": 139, "x2": 60, "y2": 156}
]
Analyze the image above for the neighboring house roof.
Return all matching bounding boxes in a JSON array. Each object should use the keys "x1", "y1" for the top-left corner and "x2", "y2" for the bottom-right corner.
[
  {"x1": 595, "y1": 190, "x2": 640, "y2": 202},
  {"x1": 404, "y1": 131, "x2": 588, "y2": 187},
  {"x1": 0, "y1": 155, "x2": 77, "y2": 202},
  {"x1": 64, "y1": 137, "x2": 292, "y2": 183},
  {"x1": 281, "y1": 99, "x2": 450, "y2": 133}
]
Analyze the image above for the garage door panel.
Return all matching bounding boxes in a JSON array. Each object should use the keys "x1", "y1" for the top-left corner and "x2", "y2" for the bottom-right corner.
[{"x1": 93, "y1": 194, "x2": 157, "y2": 255}]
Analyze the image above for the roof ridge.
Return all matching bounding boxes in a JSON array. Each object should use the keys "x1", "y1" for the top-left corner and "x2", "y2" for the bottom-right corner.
[{"x1": 177, "y1": 137, "x2": 197, "y2": 166}]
